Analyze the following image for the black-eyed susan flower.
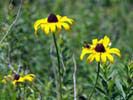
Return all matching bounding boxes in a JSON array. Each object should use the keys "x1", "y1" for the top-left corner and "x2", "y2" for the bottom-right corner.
[
  {"x1": 2, "y1": 74, "x2": 35, "y2": 85},
  {"x1": 13, "y1": 74, "x2": 35, "y2": 85},
  {"x1": 34, "y1": 13, "x2": 74, "y2": 35},
  {"x1": 34, "y1": 13, "x2": 73, "y2": 100},
  {"x1": 80, "y1": 36, "x2": 121, "y2": 63}
]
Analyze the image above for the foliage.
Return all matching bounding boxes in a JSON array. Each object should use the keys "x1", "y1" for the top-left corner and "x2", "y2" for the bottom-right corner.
[{"x1": 0, "y1": 0, "x2": 133, "y2": 100}]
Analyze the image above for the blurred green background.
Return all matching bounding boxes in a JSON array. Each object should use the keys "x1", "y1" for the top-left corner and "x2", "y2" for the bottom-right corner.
[{"x1": 0, "y1": 0, "x2": 133, "y2": 100}]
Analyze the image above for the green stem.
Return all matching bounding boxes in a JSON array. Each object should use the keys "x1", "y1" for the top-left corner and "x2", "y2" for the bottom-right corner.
[
  {"x1": 52, "y1": 33, "x2": 62, "y2": 100},
  {"x1": 89, "y1": 62, "x2": 100, "y2": 100}
]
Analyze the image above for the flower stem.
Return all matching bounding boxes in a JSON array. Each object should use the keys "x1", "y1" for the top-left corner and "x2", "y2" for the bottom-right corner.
[
  {"x1": 89, "y1": 62, "x2": 100, "y2": 100},
  {"x1": 52, "y1": 33, "x2": 62, "y2": 100}
]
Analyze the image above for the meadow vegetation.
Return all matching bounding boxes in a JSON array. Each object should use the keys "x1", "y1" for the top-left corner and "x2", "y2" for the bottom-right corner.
[{"x1": 0, "y1": 0, "x2": 133, "y2": 100}]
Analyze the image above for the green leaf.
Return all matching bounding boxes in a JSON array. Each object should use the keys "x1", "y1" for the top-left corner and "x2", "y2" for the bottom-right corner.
[
  {"x1": 102, "y1": 79, "x2": 108, "y2": 90},
  {"x1": 127, "y1": 92, "x2": 133, "y2": 100},
  {"x1": 96, "y1": 86, "x2": 106, "y2": 95},
  {"x1": 111, "y1": 92, "x2": 119, "y2": 99},
  {"x1": 115, "y1": 80, "x2": 126, "y2": 99}
]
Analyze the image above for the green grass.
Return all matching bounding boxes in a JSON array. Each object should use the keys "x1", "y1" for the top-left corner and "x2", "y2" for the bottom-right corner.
[{"x1": 0, "y1": 0, "x2": 133, "y2": 100}]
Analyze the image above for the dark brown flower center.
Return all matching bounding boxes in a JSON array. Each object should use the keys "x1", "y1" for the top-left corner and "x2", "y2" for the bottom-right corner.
[
  {"x1": 14, "y1": 74, "x2": 20, "y2": 80},
  {"x1": 95, "y1": 44, "x2": 105, "y2": 52},
  {"x1": 48, "y1": 13, "x2": 58, "y2": 23}
]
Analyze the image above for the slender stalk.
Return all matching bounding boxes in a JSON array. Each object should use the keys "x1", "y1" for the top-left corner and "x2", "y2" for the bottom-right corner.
[
  {"x1": 89, "y1": 62, "x2": 100, "y2": 100},
  {"x1": 0, "y1": 0, "x2": 22, "y2": 45},
  {"x1": 50, "y1": 45, "x2": 59, "y2": 99},
  {"x1": 73, "y1": 55, "x2": 77, "y2": 100},
  {"x1": 52, "y1": 33, "x2": 62, "y2": 100}
]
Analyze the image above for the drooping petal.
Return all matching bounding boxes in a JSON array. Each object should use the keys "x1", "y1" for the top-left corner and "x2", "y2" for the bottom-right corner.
[
  {"x1": 34, "y1": 18, "x2": 47, "y2": 34},
  {"x1": 95, "y1": 53, "x2": 100, "y2": 62},
  {"x1": 107, "y1": 54, "x2": 114, "y2": 63},
  {"x1": 103, "y1": 36, "x2": 110, "y2": 47},
  {"x1": 109, "y1": 48, "x2": 121, "y2": 57},
  {"x1": 41, "y1": 25, "x2": 45, "y2": 32},
  {"x1": 61, "y1": 23, "x2": 70, "y2": 31},
  {"x1": 44, "y1": 25, "x2": 50, "y2": 34},
  {"x1": 50, "y1": 24, "x2": 56, "y2": 32},
  {"x1": 80, "y1": 48, "x2": 92, "y2": 60},
  {"x1": 87, "y1": 54, "x2": 95, "y2": 63},
  {"x1": 101, "y1": 53, "x2": 107, "y2": 63},
  {"x1": 56, "y1": 23, "x2": 62, "y2": 32}
]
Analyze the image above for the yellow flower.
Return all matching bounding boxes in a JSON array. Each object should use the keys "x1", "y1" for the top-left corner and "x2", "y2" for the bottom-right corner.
[
  {"x1": 34, "y1": 13, "x2": 74, "y2": 35},
  {"x1": 80, "y1": 36, "x2": 121, "y2": 63},
  {"x1": 13, "y1": 74, "x2": 35, "y2": 85},
  {"x1": 2, "y1": 74, "x2": 35, "y2": 85},
  {"x1": 22, "y1": 74, "x2": 35, "y2": 82}
]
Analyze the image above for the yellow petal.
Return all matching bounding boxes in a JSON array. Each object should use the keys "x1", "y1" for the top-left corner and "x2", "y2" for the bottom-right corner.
[
  {"x1": 56, "y1": 23, "x2": 62, "y2": 31},
  {"x1": 13, "y1": 77, "x2": 25, "y2": 85},
  {"x1": 95, "y1": 53, "x2": 100, "y2": 62},
  {"x1": 107, "y1": 54, "x2": 114, "y2": 63},
  {"x1": 103, "y1": 36, "x2": 110, "y2": 47},
  {"x1": 80, "y1": 48, "x2": 92, "y2": 60},
  {"x1": 50, "y1": 24, "x2": 56, "y2": 32},
  {"x1": 109, "y1": 48, "x2": 121, "y2": 57},
  {"x1": 23, "y1": 74, "x2": 35, "y2": 82},
  {"x1": 62, "y1": 23, "x2": 70, "y2": 31},
  {"x1": 60, "y1": 16, "x2": 73, "y2": 24},
  {"x1": 56, "y1": 15, "x2": 61, "y2": 20},
  {"x1": 98, "y1": 39, "x2": 103, "y2": 43},
  {"x1": 44, "y1": 25, "x2": 50, "y2": 34},
  {"x1": 41, "y1": 25, "x2": 45, "y2": 32},
  {"x1": 87, "y1": 54, "x2": 95, "y2": 63},
  {"x1": 24, "y1": 77, "x2": 33, "y2": 82},
  {"x1": 92, "y1": 39, "x2": 98, "y2": 45},
  {"x1": 27, "y1": 74, "x2": 35, "y2": 77},
  {"x1": 34, "y1": 18, "x2": 47, "y2": 34},
  {"x1": 101, "y1": 53, "x2": 107, "y2": 63},
  {"x1": 17, "y1": 77, "x2": 25, "y2": 82}
]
